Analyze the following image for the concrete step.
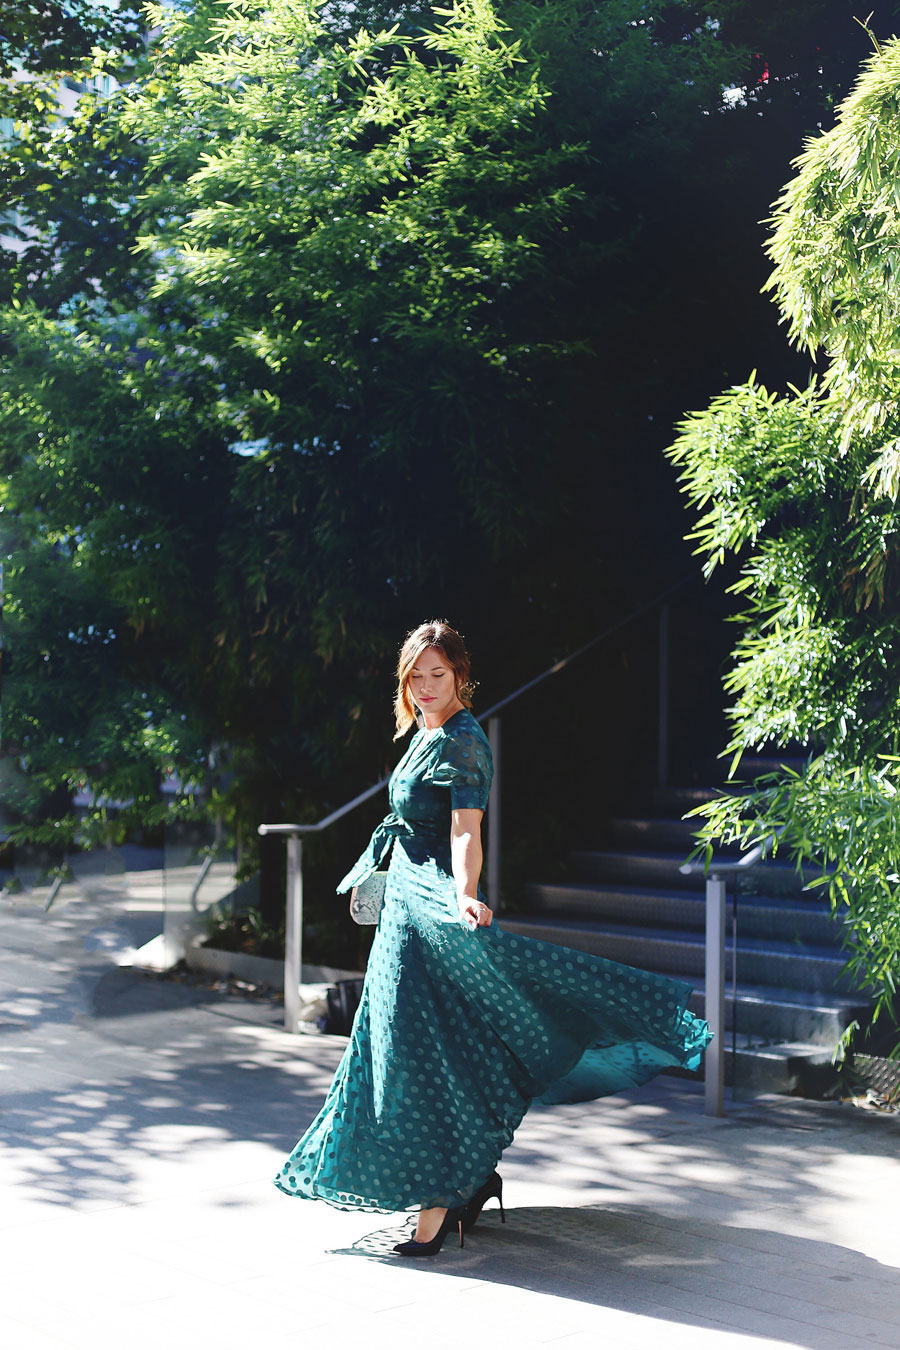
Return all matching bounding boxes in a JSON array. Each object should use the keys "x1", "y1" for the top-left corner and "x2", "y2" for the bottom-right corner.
[
  {"x1": 722, "y1": 1038, "x2": 838, "y2": 1095},
  {"x1": 663, "y1": 1037, "x2": 834, "y2": 1096},
  {"x1": 524, "y1": 883, "x2": 843, "y2": 947},
  {"x1": 668, "y1": 1037, "x2": 836, "y2": 1096},
  {"x1": 684, "y1": 982, "x2": 864, "y2": 1047},
  {"x1": 730, "y1": 753, "x2": 809, "y2": 779},
  {"x1": 650, "y1": 772, "x2": 808, "y2": 814},
  {"x1": 498, "y1": 915, "x2": 854, "y2": 995},
  {"x1": 570, "y1": 849, "x2": 819, "y2": 897},
  {"x1": 652, "y1": 785, "x2": 721, "y2": 813},
  {"x1": 607, "y1": 817, "x2": 744, "y2": 855}
]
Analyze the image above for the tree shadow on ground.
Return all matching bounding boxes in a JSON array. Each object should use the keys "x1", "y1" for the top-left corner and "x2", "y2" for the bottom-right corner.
[{"x1": 334, "y1": 1204, "x2": 900, "y2": 1349}]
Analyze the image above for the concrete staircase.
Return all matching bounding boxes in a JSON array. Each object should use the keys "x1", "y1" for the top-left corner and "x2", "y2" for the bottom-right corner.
[{"x1": 501, "y1": 782, "x2": 869, "y2": 1095}]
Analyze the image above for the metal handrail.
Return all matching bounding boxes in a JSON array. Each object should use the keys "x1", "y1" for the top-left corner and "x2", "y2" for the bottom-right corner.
[
  {"x1": 678, "y1": 831, "x2": 783, "y2": 1116},
  {"x1": 258, "y1": 776, "x2": 391, "y2": 840},
  {"x1": 477, "y1": 570, "x2": 697, "y2": 722},
  {"x1": 190, "y1": 852, "x2": 216, "y2": 913},
  {"x1": 678, "y1": 834, "x2": 773, "y2": 878}
]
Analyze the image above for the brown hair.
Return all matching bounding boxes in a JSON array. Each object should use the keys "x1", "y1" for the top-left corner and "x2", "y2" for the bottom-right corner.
[{"x1": 393, "y1": 620, "x2": 473, "y2": 739}]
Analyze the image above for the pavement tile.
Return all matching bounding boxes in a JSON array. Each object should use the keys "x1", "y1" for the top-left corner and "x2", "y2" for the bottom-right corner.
[
  {"x1": 0, "y1": 1316, "x2": 79, "y2": 1350},
  {"x1": 543, "y1": 1326, "x2": 794, "y2": 1350}
]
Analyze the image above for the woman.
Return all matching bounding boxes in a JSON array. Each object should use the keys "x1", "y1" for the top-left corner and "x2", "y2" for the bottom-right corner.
[{"x1": 275, "y1": 620, "x2": 711, "y2": 1255}]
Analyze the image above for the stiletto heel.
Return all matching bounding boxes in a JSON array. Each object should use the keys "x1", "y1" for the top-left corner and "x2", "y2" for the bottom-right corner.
[
  {"x1": 462, "y1": 1171, "x2": 504, "y2": 1232},
  {"x1": 392, "y1": 1205, "x2": 467, "y2": 1257}
]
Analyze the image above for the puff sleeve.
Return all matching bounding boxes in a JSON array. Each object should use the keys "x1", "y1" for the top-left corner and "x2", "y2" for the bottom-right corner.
[{"x1": 424, "y1": 724, "x2": 493, "y2": 810}]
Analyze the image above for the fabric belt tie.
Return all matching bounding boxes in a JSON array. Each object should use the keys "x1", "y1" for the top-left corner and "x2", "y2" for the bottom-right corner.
[{"x1": 335, "y1": 812, "x2": 414, "y2": 894}]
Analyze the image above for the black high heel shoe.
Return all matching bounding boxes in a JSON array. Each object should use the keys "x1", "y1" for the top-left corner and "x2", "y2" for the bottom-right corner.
[
  {"x1": 462, "y1": 1171, "x2": 505, "y2": 1232},
  {"x1": 392, "y1": 1205, "x2": 467, "y2": 1257}
]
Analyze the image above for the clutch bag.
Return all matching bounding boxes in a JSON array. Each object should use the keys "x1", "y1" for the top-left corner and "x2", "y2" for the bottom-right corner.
[{"x1": 349, "y1": 869, "x2": 388, "y2": 925}]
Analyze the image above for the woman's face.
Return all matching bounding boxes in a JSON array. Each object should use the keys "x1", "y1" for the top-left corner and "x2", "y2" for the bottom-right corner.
[{"x1": 408, "y1": 647, "x2": 461, "y2": 726}]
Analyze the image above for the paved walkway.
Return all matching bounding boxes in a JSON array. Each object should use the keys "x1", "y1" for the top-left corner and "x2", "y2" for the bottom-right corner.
[{"x1": 2, "y1": 870, "x2": 899, "y2": 1350}]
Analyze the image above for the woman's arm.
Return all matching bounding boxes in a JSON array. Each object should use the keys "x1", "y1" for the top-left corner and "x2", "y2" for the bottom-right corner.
[{"x1": 451, "y1": 807, "x2": 493, "y2": 928}]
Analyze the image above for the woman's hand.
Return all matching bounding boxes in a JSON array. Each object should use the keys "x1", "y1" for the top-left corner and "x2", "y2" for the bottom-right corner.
[
  {"x1": 458, "y1": 896, "x2": 493, "y2": 930},
  {"x1": 450, "y1": 808, "x2": 490, "y2": 930}
]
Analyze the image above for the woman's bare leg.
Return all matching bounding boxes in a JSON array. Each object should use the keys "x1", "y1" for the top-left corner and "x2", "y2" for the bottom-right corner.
[{"x1": 414, "y1": 1206, "x2": 448, "y2": 1242}]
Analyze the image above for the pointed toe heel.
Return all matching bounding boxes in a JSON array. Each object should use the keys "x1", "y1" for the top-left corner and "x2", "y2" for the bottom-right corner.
[{"x1": 392, "y1": 1205, "x2": 466, "y2": 1257}]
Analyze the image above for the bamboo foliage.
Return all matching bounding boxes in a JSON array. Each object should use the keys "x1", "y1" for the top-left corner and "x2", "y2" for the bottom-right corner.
[
  {"x1": 766, "y1": 37, "x2": 900, "y2": 482},
  {"x1": 667, "y1": 37, "x2": 900, "y2": 1037}
]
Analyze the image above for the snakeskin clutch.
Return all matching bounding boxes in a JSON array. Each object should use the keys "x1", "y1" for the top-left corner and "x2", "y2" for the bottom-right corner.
[{"x1": 349, "y1": 870, "x2": 388, "y2": 925}]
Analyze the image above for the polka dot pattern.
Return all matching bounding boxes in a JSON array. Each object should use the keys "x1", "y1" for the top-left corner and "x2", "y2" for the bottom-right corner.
[{"x1": 274, "y1": 709, "x2": 712, "y2": 1213}]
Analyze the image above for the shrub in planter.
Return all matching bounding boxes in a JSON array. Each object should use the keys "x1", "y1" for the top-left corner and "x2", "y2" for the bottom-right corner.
[{"x1": 203, "y1": 906, "x2": 285, "y2": 960}]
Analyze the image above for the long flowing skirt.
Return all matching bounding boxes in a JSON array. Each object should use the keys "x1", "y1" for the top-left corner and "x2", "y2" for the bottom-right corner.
[{"x1": 274, "y1": 846, "x2": 711, "y2": 1213}]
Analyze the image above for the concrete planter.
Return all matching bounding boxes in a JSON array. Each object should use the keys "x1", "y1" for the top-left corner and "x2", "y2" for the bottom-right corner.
[
  {"x1": 185, "y1": 943, "x2": 364, "y2": 1028},
  {"x1": 186, "y1": 941, "x2": 362, "y2": 991}
]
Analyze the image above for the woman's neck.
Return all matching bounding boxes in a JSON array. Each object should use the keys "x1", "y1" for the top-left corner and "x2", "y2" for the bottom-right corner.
[{"x1": 421, "y1": 701, "x2": 464, "y2": 732}]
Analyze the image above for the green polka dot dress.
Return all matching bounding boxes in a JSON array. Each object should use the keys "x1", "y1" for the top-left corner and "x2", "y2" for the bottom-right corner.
[{"x1": 274, "y1": 708, "x2": 711, "y2": 1213}]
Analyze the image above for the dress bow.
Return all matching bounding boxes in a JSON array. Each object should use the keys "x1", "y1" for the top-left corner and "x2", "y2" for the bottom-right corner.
[{"x1": 335, "y1": 811, "x2": 413, "y2": 894}]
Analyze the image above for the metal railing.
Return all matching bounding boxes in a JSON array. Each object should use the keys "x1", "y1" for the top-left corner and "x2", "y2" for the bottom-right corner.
[
  {"x1": 260, "y1": 573, "x2": 697, "y2": 1034},
  {"x1": 679, "y1": 836, "x2": 775, "y2": 1116}
]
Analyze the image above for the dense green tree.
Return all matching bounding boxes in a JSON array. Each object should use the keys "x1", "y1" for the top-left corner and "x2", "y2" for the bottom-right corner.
[
  {"x1": 667, "y1": 34, "x2": 900, "y2": 1037},
  {"x1": 0, "y1": 2, "x2": 144, "y2": 273},
  {"x1": 0, "y1": 1, "x2": 141, "y2": 83},
  {"x1": 1, "y1": 0, "x2": 590, "y2": 859}
]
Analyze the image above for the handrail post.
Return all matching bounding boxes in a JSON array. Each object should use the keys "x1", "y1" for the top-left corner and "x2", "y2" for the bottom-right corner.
[
  {"x1": 705, "y1": 872, "x2": 726, "y2": 1116},
  {"x1": 285, "y1": 834, "x2": 303, "y2": 1034},
  {"x1": 658, "y1": 601, "x2": 670, "y2": 788},
  {"x1": 487, "y1": 716, "x2": 501, "y2": 910}
]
